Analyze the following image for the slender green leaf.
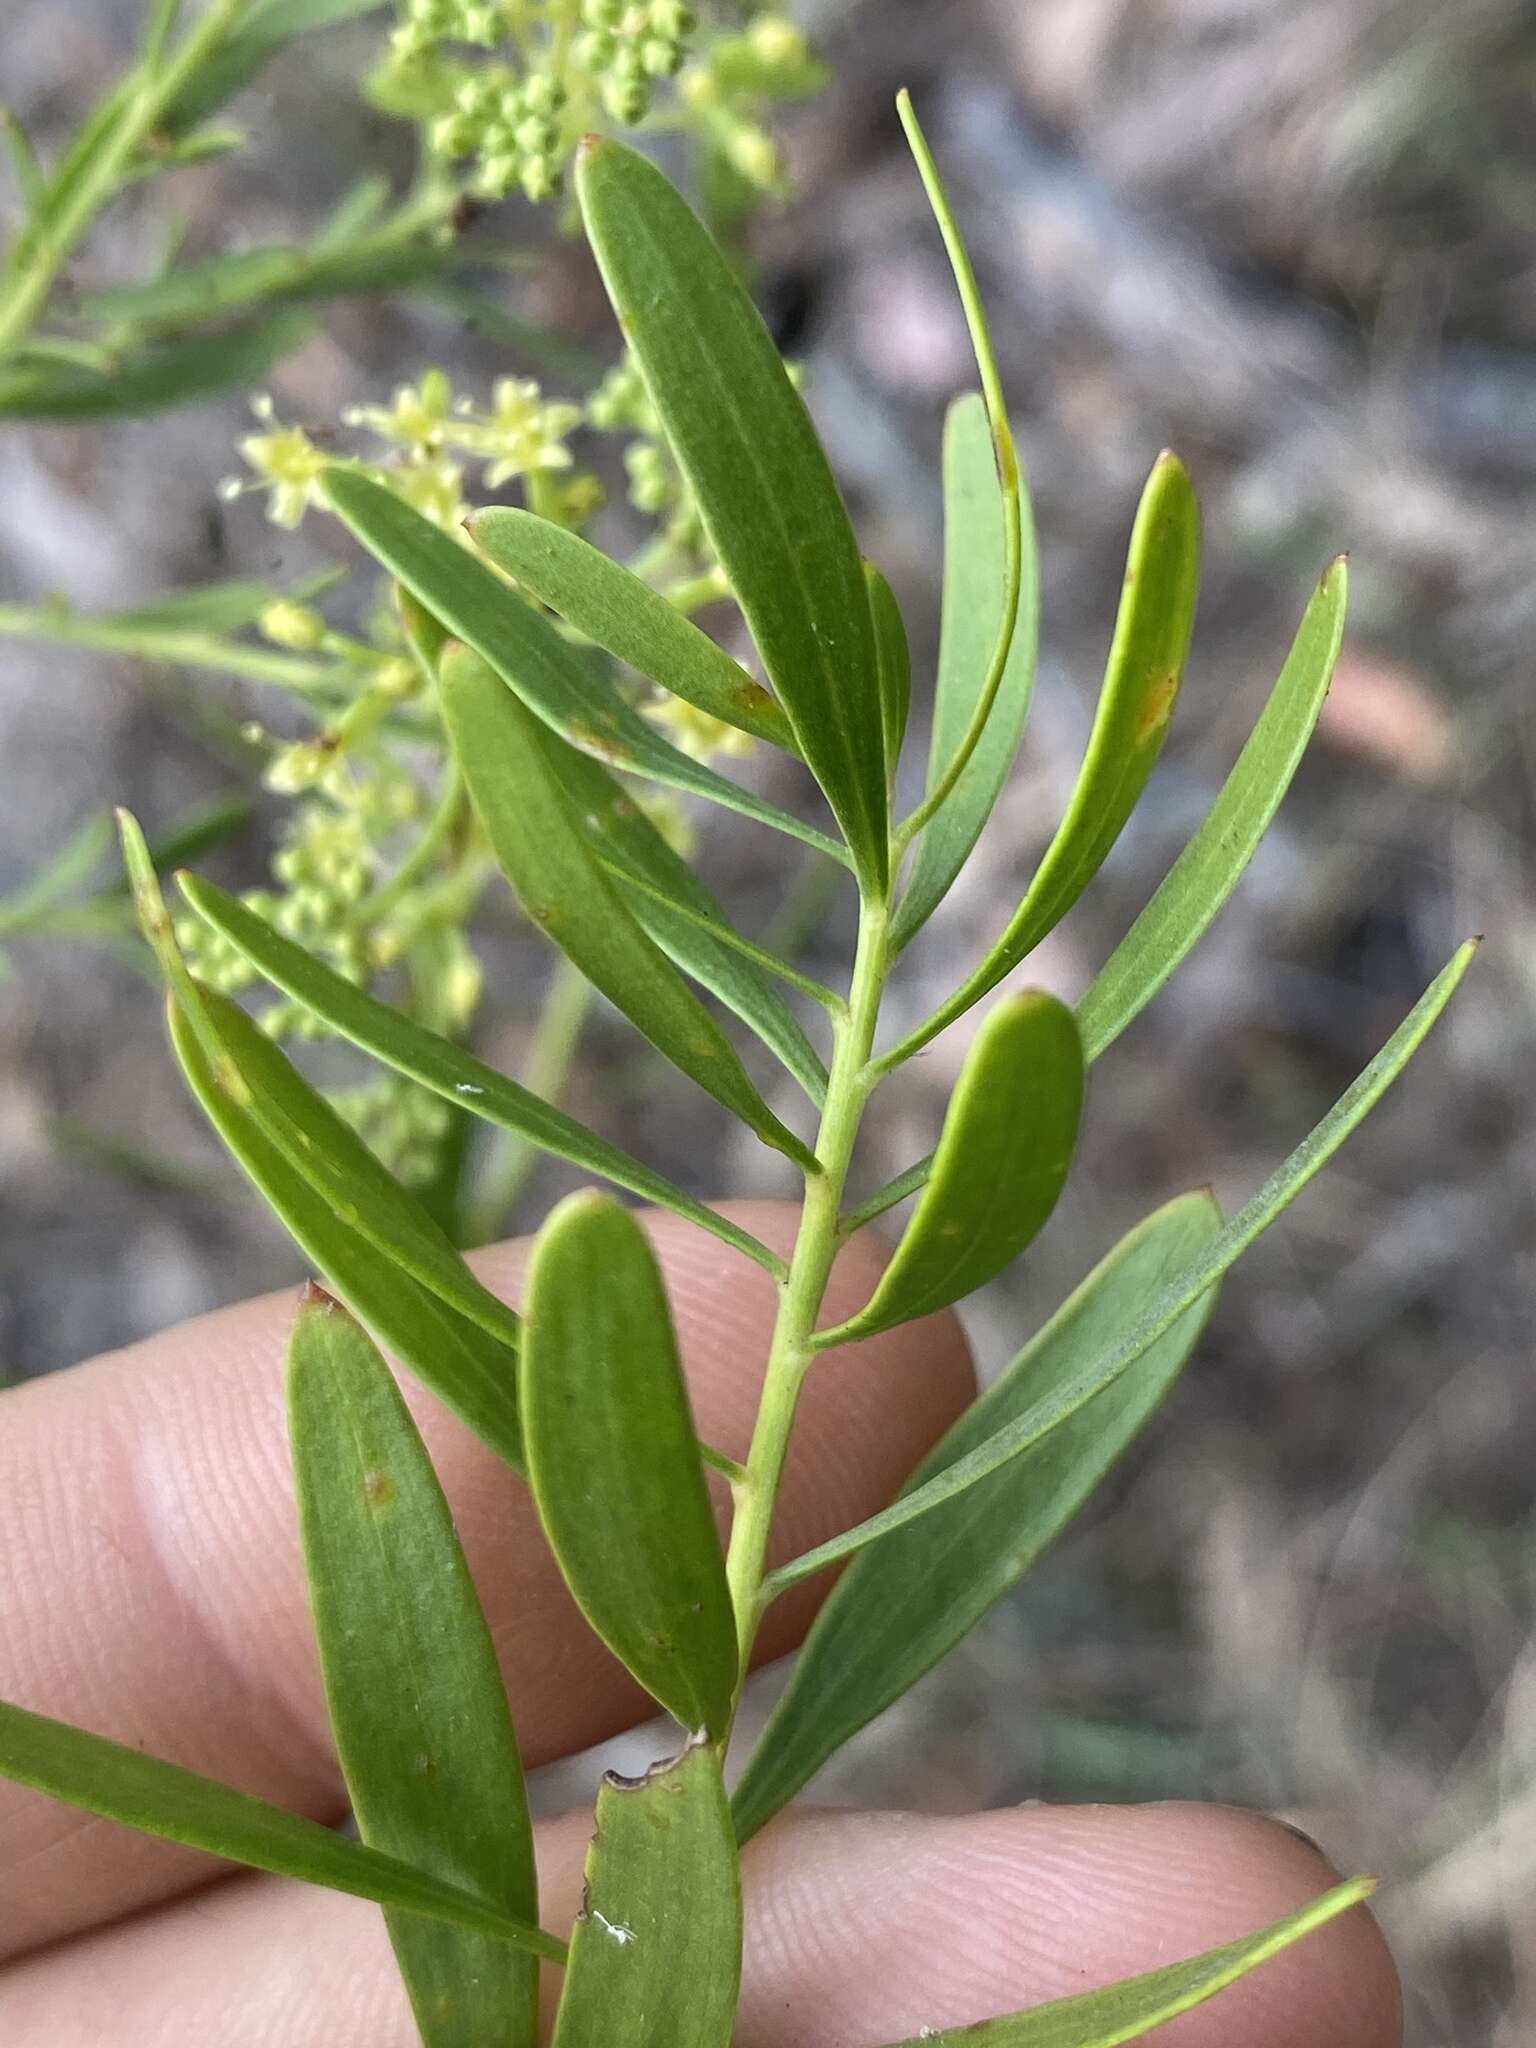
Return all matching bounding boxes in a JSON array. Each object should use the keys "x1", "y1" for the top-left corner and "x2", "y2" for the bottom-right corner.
[
  {"x1": 173, "y1": 973, "x2": 521, "y2": 1348},
  {"x1": 289, "y1": 1291, "x2": 539, "y2": 2046},
  {"x1": 0, "y1": 1699, "x2": 562, "y2": 1960},
  {"x1": 169, "y1": 998, "x2": 525, "y2": 1469},
  {"x1": 842, "y1": 1152, "x2": 933, "y2": 1237},
  {"x1": 874, "y1": 1879, "x2": 1373, "y2": 2046},
  {"x1": 865, "y1": 559, "x2": 912, "y2": 779},
  {"x1": 323, "y1": 471, "x2": 846, "y2": 866},
  {"x1": 31, "y1": 78, "x2": 134, "y2": 235},
  {"x1": 77, "y1": 246, "x2": 302, "y2": 325},
  {"x1": 771, "y1": 939, "x2": 1477, "y2": 1591},
  {"x1": 522, "y1": 1195, "x2": 738, "y2": 1736},
  {"x1": 313, "y1": 171, "x2": 392, "y2": 251},
  {"x1": 164, "y1": 0, "x2": 384, "y2": 135},
  {"x1": 882, "y1": 454, "x2": 1200, "y2": 1070},
  {"x1": 576, "y1": 136, "x2": 889, "y2": 891},
  {"x1": 77, "y1": 236, "x2": 457, "y2": 329},
  {"x1": 538, "y1": 739, "x2": 830, "y2": 1104},
  {"x1": 735, "y1": 1193, "x2": 1220, "y2": 1843},
  {"x1": 439, "y1": 642, "x2": 816, "y2": 1170},
  {"x1": 553, "y1": 1739, "x2": 741, "y2": 2047},
  {"x1": 110, "y1": 576, "x2": 300, "y2": 634},
  {"x1": 893, "y1": 393, "x2": 1041, "y2": 950},
  {"x1": 824, "y1": 993, "x2": 1082, "y2": 1345},
  {"x1": 1078, "y1": 558, "x2": 1349, "y2": 1061},
  {"x1": 0, "y1": 310, "x2": 316, "y2": 419},
  {"x1": 0, "y1": 108, "x2": 46, "y2": 218},
  {"x1": 471, "y1": 507, "x2": 797, "y2": 752},
  {"x1": 856, "y1": 564, "x2": 1349, "y2": 1217},
  {"x1": 178, "y1": 871, "x2": 785, "y2": 1270}
]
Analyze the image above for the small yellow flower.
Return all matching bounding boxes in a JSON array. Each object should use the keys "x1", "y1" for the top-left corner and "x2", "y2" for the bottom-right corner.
[
  {"x1": 448, "y1": 378, "x2": 582, "y2": 487},
  {"x1": 343, "y1": 371, "x2": 455, "y2": 454},
  {"x1": 238, "y1": 398, "x2": 328, "y2": 528}
]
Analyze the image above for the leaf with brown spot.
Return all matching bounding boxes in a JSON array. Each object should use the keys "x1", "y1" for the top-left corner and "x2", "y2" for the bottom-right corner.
[{"x1": 288, "y1": 1291, "x2": 541, "y2": 2046}]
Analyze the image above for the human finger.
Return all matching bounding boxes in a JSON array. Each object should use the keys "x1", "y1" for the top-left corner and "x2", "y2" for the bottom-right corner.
[
  {"x1": 0, "y1": 1799, "x2": 1400, "y2": 2046},
  {"x1": 0, "y1": 1203, "x2": 974, "y2": 1958}
]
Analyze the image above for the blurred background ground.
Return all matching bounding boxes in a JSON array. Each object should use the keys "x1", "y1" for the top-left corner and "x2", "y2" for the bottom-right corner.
[{"x1": 2, "y1": 2, "x2": 1534, "y2": 2040}]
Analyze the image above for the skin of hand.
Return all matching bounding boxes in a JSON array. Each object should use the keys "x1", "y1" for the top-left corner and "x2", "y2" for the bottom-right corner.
[{"x1": 0, "y1": 1203, "x2": 1402, "y2": 2047}]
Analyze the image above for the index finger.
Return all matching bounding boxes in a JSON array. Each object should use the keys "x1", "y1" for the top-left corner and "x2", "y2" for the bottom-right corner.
[{"x1": 0, "y1": 1201, "x2": 974, "y2": 1961}]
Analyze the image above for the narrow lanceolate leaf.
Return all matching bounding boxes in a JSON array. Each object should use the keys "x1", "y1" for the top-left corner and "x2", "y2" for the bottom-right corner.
[
  {"x1": 553, "y1": 1740, "x2": 741, "y2": 2048},
  {"x1": 576, "y1": 137, "x2": 890, "y2": 892},
  {"x1": 1077, "y1": 558, "x2": 1349, "y2": 1062},
  {"x1": 470, "y1": 507, "x2": 797, "y2": 752},
  {"x1": 0, "y1": 312, "x2": 317, "y2": 420},
  {"x1": 824, "y1": 994, "x2": 1082, "y2": 1346},
  {"x1": 522, "y1": 1196, "x2": 738, "y2": 1736},
  {"x1": 884, "y1": 454, "x2": 1200, "y2": 1069},
  {"x1": 735, "y1": 1193, "x2": 1220, "y2": 1843},
  {"x1": 322, "y1": 471, "x2": 845, "y2": 866},
  {"x1": 0, "y1": 1701, "x2": 562, "y2": 1961},
  {"x1": 893, "y1": 393, "x2": 1041, "y2": 951},
  {"x1": 289, "y1": 1292, "x2": 539, "y2": 2047},
  {"x1": 111, "y1": 574, "x2": 334, "y2": 635},
  {"x1": 874, "y1": 1879, "x2": 1373, "y2": 2046},
  {"x1": 771, "y1": 940, "x2": 1477, "y2": 1592},
  {"x1": 165, "y1": 973, "x2": 521, "y2": 1354},
  {"x1": 440, "y1": 642, "x2": 816, "y2": 1171},
  {"x1": 539, "y1": 740, "x2": 829, "y2": 1106},
  {"x1": 865, "y1": 560, "x2": 912, "y2": 779},
  {"x1": 177, "y1": 873, "x2": 785, "y2": 1270},
  {"x1": 164, "y1": 0, "x2": 386, "y2": 136},
  {"x1": 169, "y1": 998, "x2": 524, "y2": 1470}
]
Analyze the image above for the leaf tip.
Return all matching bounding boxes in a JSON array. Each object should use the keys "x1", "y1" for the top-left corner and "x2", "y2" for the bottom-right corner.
[{"x1": 296, "y1": 1277, "x2": 341, "y2": 1314}]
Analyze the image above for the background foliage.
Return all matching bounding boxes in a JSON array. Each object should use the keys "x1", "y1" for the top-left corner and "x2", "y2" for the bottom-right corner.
[{"x1": 2, "y1": 3, "x2": 1533, "y2": 2041}]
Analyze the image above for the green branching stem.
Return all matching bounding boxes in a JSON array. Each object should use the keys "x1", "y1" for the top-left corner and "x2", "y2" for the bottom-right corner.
[
  {"x1": 354, "y1": 771, "x2": 467, "y2": 930},
  {"x1": 0, "y1": 0, "x2": 247, "y2": 361},
  {"x1": 0, "y1": 604, "x2": 370, "y2": 702},
  {"x1": 723, "y1": 889, "x2": 890, "y2": 1703},
  {"x1": 890, "y1": 88, "x2": 1022, "y2": 857}
]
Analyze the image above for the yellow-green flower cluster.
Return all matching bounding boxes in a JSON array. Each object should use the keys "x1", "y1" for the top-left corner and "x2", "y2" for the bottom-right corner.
[
  {"x1": 214, "y1": 340, "x2": 769, "y2": 1187},
  {"x1": 330, "y1": 1075, "x2": 453, "y2": 1188},
  {"x1": 429, "y1": 64, "x2": 570, "y2": 202},
  {"x1": 236, "y1": 371, "x2": 586, "y2": 537},
  {"x1": 575, "y1": 0, "x2": 696, "y2": 125},
  {"x1": 678, "y1": 14, "x2": 826, "y2": 191},
  {"x1": 587, "y1": 354, "x2": 703, "y2": 550},
  {"x1": 372, "y1": 4, "x2": 820, "y2": 208}
]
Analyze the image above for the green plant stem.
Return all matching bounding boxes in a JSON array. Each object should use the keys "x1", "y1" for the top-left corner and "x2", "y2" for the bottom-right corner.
[
  {"x1": 723, "y1": 891, "x2": 889, "y2": 1702},
  {"x1": 0, "y1": 604, "x2": 363, "y2": 699},
  {"x1": 0, "y1": 0, "x2": 247, "y2": 361},
  {"x1": 354, "y1": 771, "x2": 466, "y2": 930}
]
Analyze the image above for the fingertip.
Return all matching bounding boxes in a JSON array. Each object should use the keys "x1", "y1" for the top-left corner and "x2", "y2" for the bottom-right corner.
[{"x1": 738, "y1": 1802, "x2": 1402, "y2": 2047}]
